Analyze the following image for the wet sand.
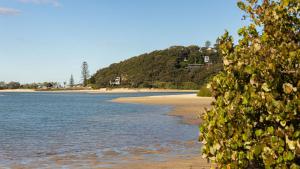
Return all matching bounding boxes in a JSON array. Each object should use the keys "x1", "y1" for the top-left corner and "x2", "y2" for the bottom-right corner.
[{"x1": 112, "y1": 94, "x2": 214, "y2": 169}]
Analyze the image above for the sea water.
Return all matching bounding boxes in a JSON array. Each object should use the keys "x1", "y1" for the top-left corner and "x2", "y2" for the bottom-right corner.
[{"x1": 0, "y1": 92, "x2": 200, "y2": 168}]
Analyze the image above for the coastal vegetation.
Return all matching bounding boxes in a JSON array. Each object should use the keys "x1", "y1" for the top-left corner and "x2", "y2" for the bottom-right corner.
[
  {"x1": 199, "y1": 0, "x2": 300, "y2": 168},
  {"x1": 197, "y1": 84, "x2": 212, "y2": 97},
  {"x1": 0, "y1": 81, "x2": 60, "y2": 90},
  {"x1": 89, "y1": 43, "x2": 223, "y2": 89}
]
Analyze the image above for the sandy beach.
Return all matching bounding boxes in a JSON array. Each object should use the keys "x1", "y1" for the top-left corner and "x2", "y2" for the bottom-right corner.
[
  {"x1": 0, "y1": 89, "x2": 37, "y2": 93},
  {"x1": 112, "y1": 94, "x2": 214, "y2": 169},
  {"x1": 113, "y1": 94, "x2": 213, "y2": 125}
]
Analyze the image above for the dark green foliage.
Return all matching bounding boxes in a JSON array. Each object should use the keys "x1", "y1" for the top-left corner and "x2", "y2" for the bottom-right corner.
[
  {"x1": 69, "y1": 74, "x2": 74, "y2": 87},
  {"x1": 6, "y1": 82, "x2": 20, "y2": 89},
  {"x1": 81, "y1": 61, "x2": 89, "y2": 87},
  {"x1": 199, "y1": 0, "x2": 300, "y2": 168},
  {"x1": 90, "y1": 45, "x2": 223, "y2": 89},
  {"x1": 0, "y1": 81, "x2": 21, "y2": 89}
]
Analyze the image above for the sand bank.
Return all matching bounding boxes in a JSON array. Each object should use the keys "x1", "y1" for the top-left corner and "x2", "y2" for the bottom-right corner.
[{"x1": 113, "y1": 94, "x2": 213, "y2": 125}]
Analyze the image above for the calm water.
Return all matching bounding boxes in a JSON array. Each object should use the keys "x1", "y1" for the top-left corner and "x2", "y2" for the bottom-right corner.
[{"x1": 0, "y1": 92, "x2": 199, "y2": 168}]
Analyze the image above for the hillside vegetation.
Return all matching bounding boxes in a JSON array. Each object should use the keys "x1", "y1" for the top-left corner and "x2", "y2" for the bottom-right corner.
[{"x1": 90, "y1": 45, "x2": 223, "y2": 89}]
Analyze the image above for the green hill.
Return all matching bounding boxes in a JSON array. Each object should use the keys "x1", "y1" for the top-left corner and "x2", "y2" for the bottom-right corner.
[{"x1": 89, "y1": 45, "x2": 223, "y2": 89}]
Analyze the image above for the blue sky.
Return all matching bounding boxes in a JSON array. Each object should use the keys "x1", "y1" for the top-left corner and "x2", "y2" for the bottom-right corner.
[{"x1": 0, "y1": 0, "x2": 248, "y2": 84}]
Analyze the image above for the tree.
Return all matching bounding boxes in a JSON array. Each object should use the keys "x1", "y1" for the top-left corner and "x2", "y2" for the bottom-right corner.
[
  {"x1": 81, "y1": 61, "x2": 89, "y2": 87},
  {"x1": 199, "y1": 0, "x2": 299, "y2": 168},
  {"x1": 0, "y1": 81, "x2": 6, "y2": 89},
  {"x1": 69, "y1": 74, "x2": 74, "y2": 87},
  {"x1": 205, "y1": 40, "x2": 211, "y2": 48},
  {"x1": 7, "y1": 81, "x2": 20, "y2": 89}
]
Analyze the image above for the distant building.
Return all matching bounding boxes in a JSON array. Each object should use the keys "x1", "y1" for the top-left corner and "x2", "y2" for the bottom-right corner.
[
  {"x1": 204, "y1": 56, "x2": 210, "y2": 63},
  {"x1": 110, "y1": 77, "x2": 121, "y2": 85}
]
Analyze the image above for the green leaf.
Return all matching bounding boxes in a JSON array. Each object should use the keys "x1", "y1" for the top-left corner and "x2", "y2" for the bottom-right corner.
[
  {"x1": 267, "y1": 126, "x2": 274, "y2": 134},
  {"x1": 242, "y1": 97, "x2": 248, "y2": 105},
  {"x1": 262, "y1": 83, "x2": 271, "y2": 92},
  {"x1": 244, "y1": 65, "x2": 254, "y2": 74},
  {"x1": 293, "y1": 131, "x2": 300, "y2": 138},
  {"x1": 254, "y1": 144, "x2": 262, "y2": 156},
  {"x1": 278, "y1": 146, "x2": 284, "y2": 153},
  {"x1": 291, "y1": 163, "x2": 300, "y2": 169},
  {"x1": 286, "y1": 136, "x2": 296, "y2": 150},
  {"x1": 255, "y1": 129, "x2": 263, "y2": 137},
  {"x1": 242, "y1": 133, "x2": 248, "y2": 141},
  {"x1": 282, "y1": 0, "x2": 289, "y2": 8},
  {"x1": 280, "y1": 120, "x2": 287, "y2": 127},
  {"x1": 237, "y1": 1, "x2": 246, "y2": 10},
  {"x1": 199, "y1": 125, "x2": 204, "y2": 133},
  {"x1": 283, "y1": 151, "x2": 294, "y2": 161}
]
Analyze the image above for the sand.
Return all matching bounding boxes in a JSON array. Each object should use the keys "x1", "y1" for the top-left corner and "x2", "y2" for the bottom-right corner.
[
  {"x1": 111, "y1": 155, "x2": 212, "y2": 169},
  {"x1": 0, "y1": 89, "x2": 37, "y2": 92},
  {"x1": 113, "y1": 94, "x2": 213, "y2": 125},
  {"x1": 112, "y1": 94, "x2": 214, "y2": 169}
]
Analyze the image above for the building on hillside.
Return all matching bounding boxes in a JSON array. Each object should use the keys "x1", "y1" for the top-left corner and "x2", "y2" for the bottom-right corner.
[
  {"x1": 110, "y1": 77, "x2": 121, "y2": 85},
  {"x1": 204, "y1": 56, "x2": 210, "y2": 63}
]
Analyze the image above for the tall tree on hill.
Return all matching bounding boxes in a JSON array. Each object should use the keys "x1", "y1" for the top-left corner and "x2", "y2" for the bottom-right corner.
[
  {"x1": 205, "y1": 40, "x2": 211, "y2": 48},
  {"x1": 81, "y1": 61, "x2": 89, "y2": 87},
  {"x1": 69, "y1": 74, "x2": 74, "y2": 87}
]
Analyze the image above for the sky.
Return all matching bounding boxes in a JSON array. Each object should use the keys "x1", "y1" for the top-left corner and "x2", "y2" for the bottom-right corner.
[{"x1": 0, "y1": 0, "x2": 248, "y2": 84}]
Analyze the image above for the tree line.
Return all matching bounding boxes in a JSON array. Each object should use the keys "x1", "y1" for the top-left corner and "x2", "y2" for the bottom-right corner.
[{"x1": 0, "y1": 61, "x2": 90, "y2": 90}]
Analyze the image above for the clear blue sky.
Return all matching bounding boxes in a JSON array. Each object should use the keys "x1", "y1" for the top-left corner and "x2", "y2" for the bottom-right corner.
[{"x1": 0, "y1": 0, "x2": 248, "y2": 84}]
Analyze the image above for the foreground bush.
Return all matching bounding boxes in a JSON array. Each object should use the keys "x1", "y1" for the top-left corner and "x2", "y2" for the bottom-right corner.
[
  {"x1": 199, "y1": 0, "x2": 299, "y2": 168},
  {"x1": 197, "y1": 85, "x2": 212, "y2": 97}
]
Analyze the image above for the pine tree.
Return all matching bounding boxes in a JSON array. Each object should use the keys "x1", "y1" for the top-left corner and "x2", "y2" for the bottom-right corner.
[
  {"x1": 81, "y1": 61, "x2": 89, "y2": 87},
  {"x1": 69, "y1": 74, "x2": 74, "y2": 88}
]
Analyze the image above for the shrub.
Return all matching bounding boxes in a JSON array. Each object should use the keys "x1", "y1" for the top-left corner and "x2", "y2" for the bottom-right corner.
[
  {"x1": 199, "y1": 0, "x2": 300, "y2": 168},
  {"x1": 197, "y1": 85, "x2": 212, "y2": 97}
]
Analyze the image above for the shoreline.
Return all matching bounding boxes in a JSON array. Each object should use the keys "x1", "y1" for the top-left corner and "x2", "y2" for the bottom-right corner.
[
  {"x1": 111, "y1": 94, "x2": 214, "y2": 169},
  {"x1": 0, "y1": 88, "x2": 198, "y2": 94}
]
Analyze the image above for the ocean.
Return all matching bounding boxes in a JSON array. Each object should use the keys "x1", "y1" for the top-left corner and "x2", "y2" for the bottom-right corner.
[{"x1": 0, "y1": 92, "x2": 200, "y2": 168}]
